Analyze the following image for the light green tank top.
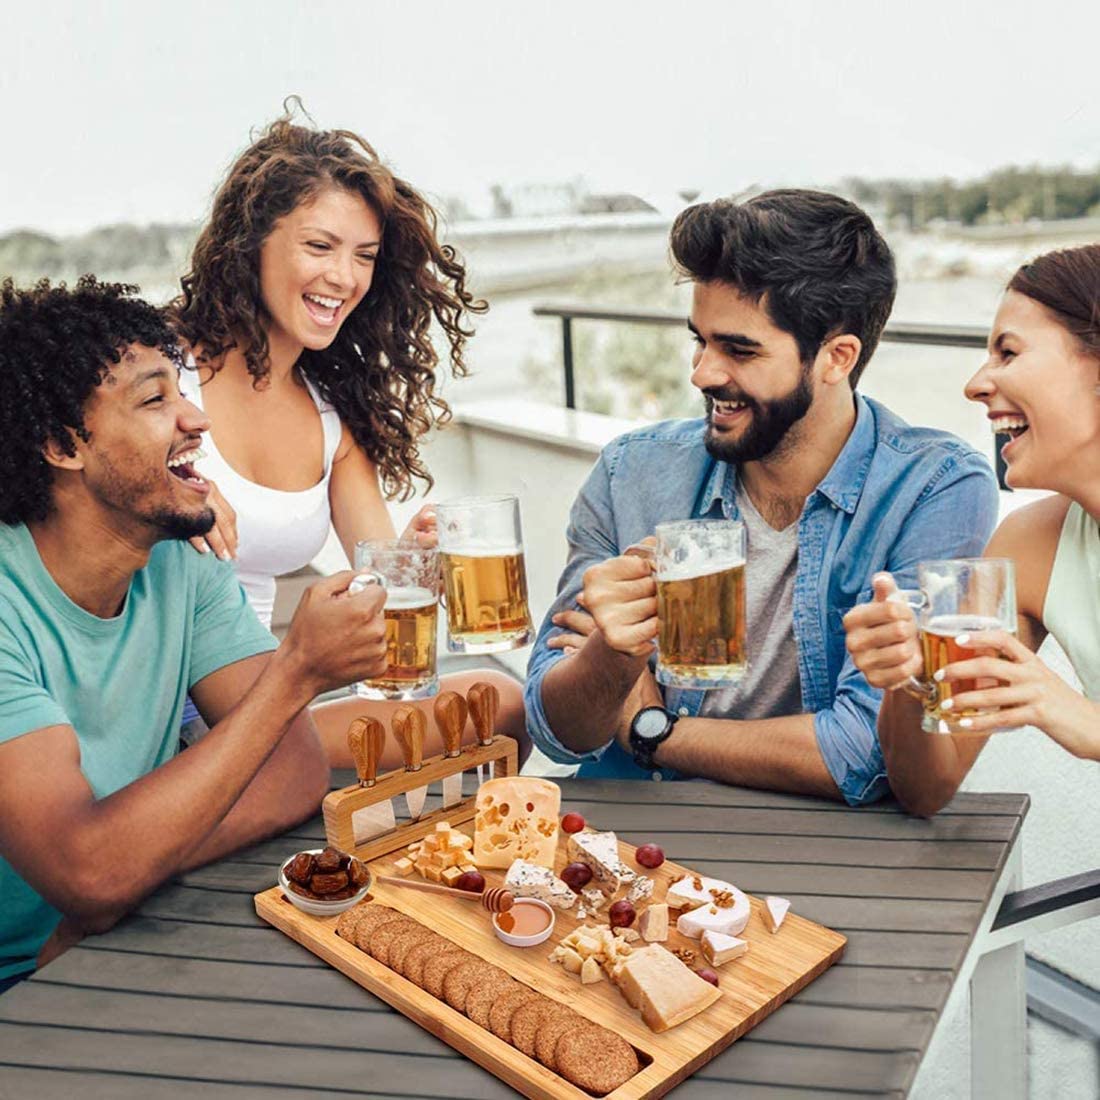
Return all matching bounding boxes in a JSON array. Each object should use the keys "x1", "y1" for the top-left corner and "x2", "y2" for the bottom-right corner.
[{"x1": 1043, "y1": 500, "x2": 1100, "y2": 700}]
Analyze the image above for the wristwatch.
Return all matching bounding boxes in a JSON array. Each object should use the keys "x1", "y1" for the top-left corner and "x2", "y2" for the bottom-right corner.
[{"x1": 629, "y1": 705, "x2": 679, "y2": 772}]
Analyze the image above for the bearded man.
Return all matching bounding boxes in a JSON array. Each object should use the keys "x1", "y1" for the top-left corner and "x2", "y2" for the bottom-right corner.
[{"x1": 525, "y1": 190, "x2": 998, "y2": 802}]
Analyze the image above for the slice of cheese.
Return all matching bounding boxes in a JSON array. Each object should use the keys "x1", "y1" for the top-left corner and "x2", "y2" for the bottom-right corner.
[
  {"x1": 701, "y1": 930, "x2": 748, "y2": 967},
  {"x1": 614, "y1": 945, "x2": 721, "y2": 1032},
  {"x1": 764, "y1": 896, "x2": 791, "y2": 933},
  {"x1": 638, "y1": 902, "x2": 669, "y2": 942},
  {"x1": 473, "y1": 777, "x2": 561, "y2": 868},
  {"x1": 565, "y1": 830, "x2": 635, "y2": 893},
  {"x1": 504, "y1": 859, "x2": 575, "y2": 909},
  {"x1": 676, "y1": 892, "x2": 751, "y2": 939}
]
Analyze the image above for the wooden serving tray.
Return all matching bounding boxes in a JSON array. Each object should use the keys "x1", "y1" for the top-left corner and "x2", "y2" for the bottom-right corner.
[{"x1": 256, "y1": 827, "x2": 846, "y2": 1099}]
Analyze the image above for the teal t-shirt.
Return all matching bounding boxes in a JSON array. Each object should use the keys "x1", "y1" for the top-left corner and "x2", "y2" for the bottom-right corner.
[{"x1": 0, "y1": 523, "x2": 278, "y2": 979}]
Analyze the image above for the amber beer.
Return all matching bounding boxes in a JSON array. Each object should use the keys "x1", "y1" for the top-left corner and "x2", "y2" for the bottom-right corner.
[
  {"x1": 441, "y1": 548, "x2": 532, "y2": 653},
  {"x1": 919, "y1": 614, "x2": 1004, "y2": 731},
  {"x1": 657, "y1": 561, "x2": 747, "y2": 686},
  {"x1": 362, "y1": 586, "x2": 439, "y2": 699}
]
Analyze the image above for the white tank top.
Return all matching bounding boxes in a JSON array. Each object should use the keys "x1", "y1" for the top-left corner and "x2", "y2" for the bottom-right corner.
[{"x1": 179, "y1": 365, "x2": 342, "y2": 628}]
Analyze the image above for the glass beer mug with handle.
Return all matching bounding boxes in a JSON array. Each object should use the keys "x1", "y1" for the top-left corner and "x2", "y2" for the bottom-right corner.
[
  {"x1": 638, "y1": 518, "x2": 747, "y2": 690},
  {"x1": 353, "y1": 540, "x2": 440, "y2": 700},
  {"x1": 437, "y1": 495, "x2": 534, "y2": 654},
  {"x1": 889, "y1": 558, "x2": 1018, "y2": 734}
]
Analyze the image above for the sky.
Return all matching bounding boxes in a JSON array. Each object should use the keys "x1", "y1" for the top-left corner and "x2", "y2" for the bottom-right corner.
[{"x1": 1, "y1": 0, "x2": 1098, "y2": 234}]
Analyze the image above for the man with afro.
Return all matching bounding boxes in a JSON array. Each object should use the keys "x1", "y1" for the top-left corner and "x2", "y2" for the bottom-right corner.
[{"x1": 0, "y1": 277, "x2": 389, "y2": 989}]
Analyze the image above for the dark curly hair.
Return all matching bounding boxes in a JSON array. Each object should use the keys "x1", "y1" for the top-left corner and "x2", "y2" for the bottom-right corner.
[
  {"x1": 170, "y1": 108, "x2": 487, "y2": 501},
  {"x1": 0, "y1": 276, "x2": 184, "y2": 525},
  {"x1": 670, "y1": 189, "x2": 897, "y2": 388}
]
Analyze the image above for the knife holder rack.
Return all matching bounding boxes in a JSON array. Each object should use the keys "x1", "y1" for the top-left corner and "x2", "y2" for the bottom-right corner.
[{"x1": 322, "y1": 735, "x2": 519, "y2": 862}]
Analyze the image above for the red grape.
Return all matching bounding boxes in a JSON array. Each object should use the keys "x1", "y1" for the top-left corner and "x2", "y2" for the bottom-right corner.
[
  {"x1": 561, "y1": 812, "x2": 586, "y2": 834},
  {"x1": 609, "y1": 899, "x2": 636, "y2": 928},
  {"x1": 561, "y1": 862, "x2": 593, "y2": 892},
  {"x1": 635, "y1": 843, "x2": 665, "y2": 869},
  {"x1": 454, "y1": 871, "x2": 485, "y2": 893}
]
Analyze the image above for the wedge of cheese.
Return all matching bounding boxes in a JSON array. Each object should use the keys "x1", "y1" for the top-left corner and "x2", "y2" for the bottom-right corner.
[
  {"x1": 676, "y1": 895, "x2": 750, "y2": 939},
  {"x1": 666, "y1": 873, "x2": 739, "y2": 910},
  {"x1": 504, "y1": 859, "x2": 575, "y2": 909},
  {"x1": 701, "y1": 930, "x2": 748, "y2": 967},
  {"x1": 638, "y1": 902, "x2": 669, "y2": 942},
  {"x1": 764, "y1": 896, "x2": 791, "y2": 933},
  {"x1": 473, "y1": 777, "x2": 560, "y2": 868},
  {"x1": 565, "y1": 829, "x2": 635, "y2": 893},
  {"x1": 614, "y1": 945, "x2": 720, "y2": 1032}
]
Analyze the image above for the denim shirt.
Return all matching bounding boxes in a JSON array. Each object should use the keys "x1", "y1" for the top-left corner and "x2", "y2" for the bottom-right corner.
[{"x1": 524, "y1": 395, "x2": 999, "y2": 805}]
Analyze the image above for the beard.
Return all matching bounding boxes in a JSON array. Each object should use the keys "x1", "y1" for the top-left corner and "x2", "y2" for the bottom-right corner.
[
  {"x1": 94, "y1": 451, "x2": 217, "y2": 541},
  {"x1": 702, "y1": 367, "x2": 815, "y2": 464}
]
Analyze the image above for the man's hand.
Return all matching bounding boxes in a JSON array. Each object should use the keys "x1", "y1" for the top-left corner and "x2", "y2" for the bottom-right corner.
[
  {"x1": 843, "y1": 572, "x2": 923, "y2": 690},
  {"x1": 280, "y1": 571, "x2": 388, "y2": 698},
  {"x1": 582, "y1": 540, "x2": 659, "y2": 657},
  {"x1": 188, "y1": 477, "x2": 239, "y2": 562}
]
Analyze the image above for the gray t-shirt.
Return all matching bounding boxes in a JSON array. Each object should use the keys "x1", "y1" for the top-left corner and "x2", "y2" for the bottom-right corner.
[{"x1": 699, "y1": 481, "x2": 803, "y2": 720}]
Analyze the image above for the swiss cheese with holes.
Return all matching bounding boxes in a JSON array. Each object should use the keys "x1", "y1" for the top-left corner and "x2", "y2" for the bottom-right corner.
[{"x1": 472, "y1": 777, "x2": 561, "y2": 868}]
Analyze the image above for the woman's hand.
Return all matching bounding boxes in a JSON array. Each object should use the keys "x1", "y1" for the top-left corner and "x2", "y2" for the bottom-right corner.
[
  {"x1": 189, "y1": 478, "x2": 238, "y2": 562},
  {"x1": 936, "y1": 630, "x2": 1100, "y2": 758},
  {"x1": 548, "y1": 595, "x2": 596, "y2": 657},
  {"x1": 401, "y1": 505, "x2": 437, "y2": 548},
  {"x1": 843, "y1": 573, "x2": 923, "y2": 690}
]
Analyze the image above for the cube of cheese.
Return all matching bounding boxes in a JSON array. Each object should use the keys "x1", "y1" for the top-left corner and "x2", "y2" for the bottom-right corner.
[
  {"x1": 566, "y1": 830, "x2": 635, "y2": 893},
  {"x1": 701, "y1": 930, "x2": 748, "y2": 967},
  {"x1": 421, "y1": 833, "x2": 442, "y2": 853},
  {"x1": 638, "y1": 903, "x2": 669, "y2": 942},
  {"x1": 393, "y1": 857, "x2": 414, "y2": 876},
  {"x1": 580, "y1": 956, "x2": 604, "y2": 985},
  {"x1": 435, "y1": 821, "x2": 453, "y2": 846},
  {"x1": 441, "y1": 866, "x2": 463, "y2": 887},
  {"x1": 473, "y1": 777, "x2": 561, "y2": 869}
]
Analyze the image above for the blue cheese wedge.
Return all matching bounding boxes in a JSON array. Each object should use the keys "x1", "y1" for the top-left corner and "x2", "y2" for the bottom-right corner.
[
  {"x1": 504, "y1": 859, "x2": 575, "y2": 909},
  {"x1": 627, "y1": 875, "x2": 654, "y2": 905},
  {"x1": 566, "y1": 830, "x2": 636, "y2": 893}
]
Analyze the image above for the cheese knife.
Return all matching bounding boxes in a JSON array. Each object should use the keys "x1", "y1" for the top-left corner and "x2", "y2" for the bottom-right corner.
[
  {"x1": 467, "y1": 681, "x2": 501, "y2": 781},
  {"x1": 392, "y1": 705, "x2": 428, "y2": 821},
  {"x1": 434, "y1": 691, "x2": 468, "y2": 809},
  {"x1": 347, "y1": 716, "x2": 397, "y2": 844}
]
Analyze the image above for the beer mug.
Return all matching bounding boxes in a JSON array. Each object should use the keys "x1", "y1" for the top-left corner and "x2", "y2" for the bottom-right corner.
[
  {"x1": 353, "y1": 540, "x2": 440, "y2": 700},
  {"x1": 650, "y1": 519, "x2": 747, "y2": 690},
  {"x1": 437, "y1": 495, "x2": 533, "y2": 654},
  {"x1": 890, "y1": 558, "x2": 1017, "y2": 734}
]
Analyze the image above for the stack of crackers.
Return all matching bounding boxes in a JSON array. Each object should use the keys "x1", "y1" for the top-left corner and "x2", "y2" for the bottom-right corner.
[{"x1": 336, "y1": 901, "x2": 641, "y2": 1095}]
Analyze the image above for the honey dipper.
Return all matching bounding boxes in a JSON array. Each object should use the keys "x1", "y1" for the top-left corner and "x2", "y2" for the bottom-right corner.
[{"x1": 374, "y1": 875, "x2": 514, "y2": 913}]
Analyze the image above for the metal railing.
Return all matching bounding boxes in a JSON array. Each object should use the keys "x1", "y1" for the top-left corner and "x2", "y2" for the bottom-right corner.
[{"x1": 532, "y1": 301, "x2": 1009, "y2": 488}]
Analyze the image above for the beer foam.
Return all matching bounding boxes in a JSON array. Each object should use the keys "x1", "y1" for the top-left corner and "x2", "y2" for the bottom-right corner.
[
  {"x1": 441, "y1": 541, "x2": 522, "y2": 558},
  {"x1": 923, "y1": 614, "x2": 1006, "y2": 637},
  {"x1": 384, "y1": 585, "x2": 438, "y2": 610},
  {"x1": 657, "y1": 552, "x2": 744, "y2": 583}
]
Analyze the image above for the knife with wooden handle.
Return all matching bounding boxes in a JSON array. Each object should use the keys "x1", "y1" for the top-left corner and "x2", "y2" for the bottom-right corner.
[
  {"x1": 392, "y1": 705, "x2": 428, "y2": 821},
  {"x1": 347, "y1": 717, "x2": 397, "y2": 843},
  {"x1": 434, "y1": 691, "x2": 467, "y2": 809},
  {"x1": 467, "y1": 681, "x2": 501, "y2": 781}
]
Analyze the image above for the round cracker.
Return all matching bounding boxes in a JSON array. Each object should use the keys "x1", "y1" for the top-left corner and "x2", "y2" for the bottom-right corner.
[
  {"x1": 402, "y1": 937, "x2": 451, "y2": 985},
  {"x1": 351, "y1": 905, "x2": 404, "y2": 951},
  {"x1": 555, "y1": 1025, "x2": 640, "y2": 1095},
  {"x1": 487, "y1": 986, "x2": 539, "y2": 1043},
  {"x1": 421, "y1": 948, "x2": 473, "y2": 998},
  {"x1": 465, "y1": 971, "x2": 518, "y2": 1029},
  {"x1": 533, "y1": 1007, "x2": 589, "y2": 1070},
  {"x1": 366, "y1": 916, "x2": 421, "y2": 967},
  {"x1": 334, "y1": 903, "x2": 370, "y2": 944},
  {"x1": 441, "y1": 959, "x2": 493, "y2": 1013},
  {"x1": 510, "y1": 997, "x2": 568, "y2": 1058},
  {"x1": 388, "y1": 926, "x2": 438, "y2": 975}
]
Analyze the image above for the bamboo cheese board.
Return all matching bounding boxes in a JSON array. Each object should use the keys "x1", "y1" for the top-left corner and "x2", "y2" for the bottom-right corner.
[{"x1": 256, "y1": 821, "x2": 846, "y2": 1099}]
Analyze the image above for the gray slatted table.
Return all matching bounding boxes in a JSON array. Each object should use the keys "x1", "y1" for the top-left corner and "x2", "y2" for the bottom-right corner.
[{"x1": 0, "y1": 778, "x2": 1027, "y2": 1099}]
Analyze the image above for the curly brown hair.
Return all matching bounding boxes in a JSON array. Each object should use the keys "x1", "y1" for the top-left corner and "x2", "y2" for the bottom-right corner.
[{"x1": 170, "y1": 109, "x2": 486, "y2": 500}]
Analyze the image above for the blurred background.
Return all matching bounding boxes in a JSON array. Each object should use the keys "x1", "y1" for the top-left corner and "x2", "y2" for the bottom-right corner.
[{"x1": 2, "y1": 3, "x2": 1098, "y2": 1095}]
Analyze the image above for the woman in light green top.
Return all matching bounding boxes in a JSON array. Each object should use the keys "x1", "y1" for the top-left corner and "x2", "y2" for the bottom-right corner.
[{"x1": 843, "y1": 244, "x2": 1100, "y2": 815}]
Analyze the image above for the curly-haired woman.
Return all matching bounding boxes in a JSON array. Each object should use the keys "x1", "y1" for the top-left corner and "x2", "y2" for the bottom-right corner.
[
  {"x1": 170, "y1": 112, "x2": 526, "y2": 768},
  {"x1": 843, "y1": 244, "x2": 1100, "y2": 814}
]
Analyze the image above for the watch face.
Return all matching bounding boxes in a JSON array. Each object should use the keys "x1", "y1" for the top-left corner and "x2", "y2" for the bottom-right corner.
[{"x1": 634, "y1": 706, "x2": 671, "y2": 741}]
